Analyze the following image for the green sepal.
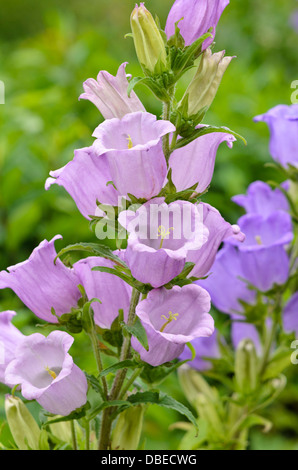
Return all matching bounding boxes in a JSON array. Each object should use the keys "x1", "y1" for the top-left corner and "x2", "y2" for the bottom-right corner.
[
  {"x1": 121, "y1": 316, "x2": 149, "y2": 351},
  {"x1": 55, "y1": 242, "x2": 127, "y2": 268}
]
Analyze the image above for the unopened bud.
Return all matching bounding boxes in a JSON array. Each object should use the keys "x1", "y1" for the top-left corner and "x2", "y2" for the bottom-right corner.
[
  {"x1": 195, "y1": 394, "x2": 224, "y2": 439},
  {"x1": 179, "y1": 48, "x2": 234, "y2": 117},
  {"x1": 235, "y1": 339, "x2": 258, "y2": 395},
  {"x1": 5, "y1": 395, "x2": 41, "y2": 450},
  {"x1": 130, "y1": 3, "x2": 168, "y2": 74},
  {"x1": 178, "y1": 365, "x2": 216, "y2": 405},
  {"x1": 112, "y1": 405, "x2": 144, "y2": 450}
]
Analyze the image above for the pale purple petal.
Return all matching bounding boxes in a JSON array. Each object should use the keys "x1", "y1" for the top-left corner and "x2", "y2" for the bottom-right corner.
[
  {"x1": 254, "y1": 104, "x2": 298, "y2": 168},
  {"x1": 45, "y1": 147, "x2": 119, "y2": 219},
  {"x1": 165, "y1": 0, "x2": 230, "y2": 48},
  {"x1": 5, "y1": 331, "x2": 88, "y2": 416},
  {"x1": 232, "y1": 180, "x2": 290, "y2": 217},
  {"x1": 169, "y1": 131, "x2": 235, "y2": 194},
  {"x1": 132, "y1": 284, "x2": 213, "y2": 366},
  {"x1": 0, "y1": 236, "x2": 81, "y2": 323},
  {"x1": 0, "y1": 311, "x2": 24, "y2": 385},
  {"x1": 283, "y1": 292, "x2": 298, "y2": 335},
  {"x1": 231, "y1": 316, "x2": 261, "y2": 353},
  {"x1": 74, "y1": 256, "x2": 131, "y2": 329},
  {"x1": 79, "y1": 62, "x2": 145, "y2": 119}
]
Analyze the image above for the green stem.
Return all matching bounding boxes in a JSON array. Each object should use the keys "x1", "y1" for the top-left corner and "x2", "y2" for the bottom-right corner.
[
  {"x1": 88, "y1": 325, "x2": 109, "y2": 400},
  {"x1": 70, "y1": 420, "x2": 78, "y2": 450},
  {"x1": 85, "y1": 419, "x2": 90, "y2": 451},
  {"x1": 162, "y1": 101, "x2": 171, "y2": 164},
  {"x1": 118, "y1": 367, "x2": 144, "y2": 400},
  {"x1": 258, "y1": 321, "x2": 277, "y2": 378},
  {"x1": 98, "y1": 288, "x2": 141, "y2": 450}
]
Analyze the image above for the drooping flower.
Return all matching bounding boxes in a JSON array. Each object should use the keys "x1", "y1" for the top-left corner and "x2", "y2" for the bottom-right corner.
[
  {"x1": 179, "y1": 49, "x2": 234, "y2": 117},
  {"x1": 186, "y1": 203, "x2": 245, "y2": 279},
  {"x1": 5, "y1": 331, "x2": 88, "y2": 416},
  {"x1": 226, "y1": 211, "x2": 293, "y2": 291},
  {"x1": 131, "y1": 285, "x2": 213, "y2": 366},
  {"x1": 165, "y1": 0, "x2": 230, "y2": 49},
  {"x1": 119, "y1": 198, "x2": 209, "y2": 288},
  {"x1": 45, "y1": 146, "x2": 119, "y2": 220},
  {"x1": 179, "y1": 329, "x2": 220, "y2": 370},
  {"x1": 79, "y1": 62, "x2": 145, "y2": 119},
  {"x1": 73, "y1": 256, "x2": 131, "y2": 329},
  {"x1": 254, "y1": 104, "x2": 298, "y2": 168},
  {"x1": 0, "y1": 311, "x2": 24, "y2": 386},
  {"x1": 130, "y1": 4, "x2": 168, "y2": 74},
  {"x1": 0, "y1": 236, "x2": 81, "y2": 323},
  {"x1": 169, "y1": 130, "x2": 236, "y2": 194},
  {"x1": 92, "y1": 112, "x2": 175, "y2": 200},
  {"x1": 232, "y1": 180, "x2": 290, "y2": 217}
]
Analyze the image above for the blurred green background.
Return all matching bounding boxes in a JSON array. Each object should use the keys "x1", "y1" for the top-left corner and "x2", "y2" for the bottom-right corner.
[{"x1": 0, "y1": 0, "x2": 298, "y2": 450}]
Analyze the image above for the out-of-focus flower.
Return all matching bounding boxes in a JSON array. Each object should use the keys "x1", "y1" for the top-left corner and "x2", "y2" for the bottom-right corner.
[
  {"x1": 5, "y1": 331, "x2": 88, "y2": 416},
  {"x1": 112, "y1": 405, "x2": 145, "y2": 450},
  {"x1": 45, "y1": 147, "x2": 119, "y2": 220},
  {"x1": 131, "y1": 285, "x2": 213, "y2": 366},
  {"x1": 0, "y1": 311, "x2": 24, "y2": 386},
  {"x1": 92, "y1": 112, "x2": 175, "y2": 200},
  {"x1": 79, "y1": 62, "x2": 145, "y2": 119},
  {"x1": 231, "y1": 316, "x2": 262, "y2": 353},
  {"x1": 165, "y1": 0, "x2": 230, "y2": 49},
  {"x1": 179, "y1": 330, "x2": 220, "y2": 370},
  {"x1": 289, "y1": 10, "x2": 298, "y2": 32},
  {"x1": 283, "y1": 292, "x2": 298, "y2": 335},
  {"x1": 232, "y1": 180, "x2": 290, "y2": 217},
  {"x1": 254, "y1": 104, "x2": 298, "y2": 168},
  {"x1": 130, "y1": 3, "x2": 168, "y2": 74},
  {"x1": 226, "y1": 211, "x2": 293, "y2": 292},
  {"x1": 169, "y1": 130, "x2": 236, "y2": 194},
  {"x1": 179, "y1": 49, "x2": 234, "y2": 116},
  {"x1": 119, "y1": 198, "x2": 209, "y2": 288},
  {"x1": 197, "y1": 243, "x2": 257, "y2": 315},
  {"x1": 0, "y1": 236, "x2": 81, "y2": 323},
  {"x1": 74, "y1": 256, "x2": 131, "y2": 329},
  {"x1": 186, "y1": 203, "x2": 245, "y2": 278}
]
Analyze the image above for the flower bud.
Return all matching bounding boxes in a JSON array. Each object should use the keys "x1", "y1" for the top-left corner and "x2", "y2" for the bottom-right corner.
[
  {"x1": 111, "y1": 405, "x2": 145, "y2": 450},
  {"x1": 178, "y1": 365, "x2": 216, "y2": 406},
  {"x1": 235, "y1": 339, "x2": 258, "y2": 395},
  {"x1": 5, "y1": 395, "x2": 41, "y2": 450},
  {"x1": 130, "y1": 3, "x2": 168, "y2": 74},
  {"x1": 194, "y1": 394, "x2": 224, "y2": 440},
  {"x1": 179, "y1": 48, "x2": 234, "y2": 117}
]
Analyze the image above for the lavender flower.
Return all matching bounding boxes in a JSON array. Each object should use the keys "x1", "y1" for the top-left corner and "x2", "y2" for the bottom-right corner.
[
  {"x1": 0, "y1": 236, "x2": 81, "y2": 323},
  {"x1": 119, "y1": 198, "x2": 209, "y2": 288},
  {"x1": 131, "y1": 285, "x2": 213, "y2": 366},
  {"x1": 92, "y1": 112, "x2": 175, "y2": 200},
  {"x1": 45, "y1": 146, "x2": 119, "y2": 220},
  {"x1": 165, "y1": 0, "x2": 230, "y2": 49},
  {"x1": 0, "y1": 311, "x2": 24, "y2": 386},
  {"x1": 5, "y1": 331, "x2": 88, "y2": 416},
  {"x1": 232, "y1": 180, "x2": 290, "y2": 217},
  {"x1": 74, "y1": 256, "x2": 131, "y2": 329},
  {"x1": 283, "y1": 293, "x2": 298, "y2": 336},
  {"x1": 169, "y1": 130, "x2": 236, "y2": 194},
  {"x1": 79, "y1": 62, "x2": 145, "y2": 119},
  {"x1": 254, "y1": 104, "x2": 298, "y2": 168}
]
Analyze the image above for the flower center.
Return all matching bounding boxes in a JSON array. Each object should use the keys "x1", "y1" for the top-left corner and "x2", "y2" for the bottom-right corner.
[
  {"x1": 255, "y1": 235, "x2": 262, "y2": 245},
  {"x1": 158, "y1": 225, "x2": 174, "y2": 249},
  {"x1": 45, "y1": 366, "x2": 57, "y2": 380},
  {"x1": 127, "y1": 134, "x2": 133, "y2": 149},
  {"x1": 160, "y1": 311, "x2": 179, "y2": 332}
]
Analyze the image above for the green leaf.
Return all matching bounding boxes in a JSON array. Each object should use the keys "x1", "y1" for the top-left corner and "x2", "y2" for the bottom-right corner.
[
  {"x1": 100, "y1": 360, "x2": 140, "y2": 377},
  {"x1": 85, "y1": 374, "x2": 105, "y2": 399},
  {"x1": 55, "y1": 242, "x2": 127, "y2": 267},
  {"x1": 122, "y1": 317, "x2": 149, "y2": 351},
  {"x1": 175, "y1": 125, "x2": 247, "y2": 150},
  {"x1": 124, "y1": 391, "x2": 198, "y2": 429},
  {"x1": 263, "y1": 348, "x2": 293, "y2": 380},
  {"x1": 92, "y1": 266, "x2": 151, "y2": 294}
]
